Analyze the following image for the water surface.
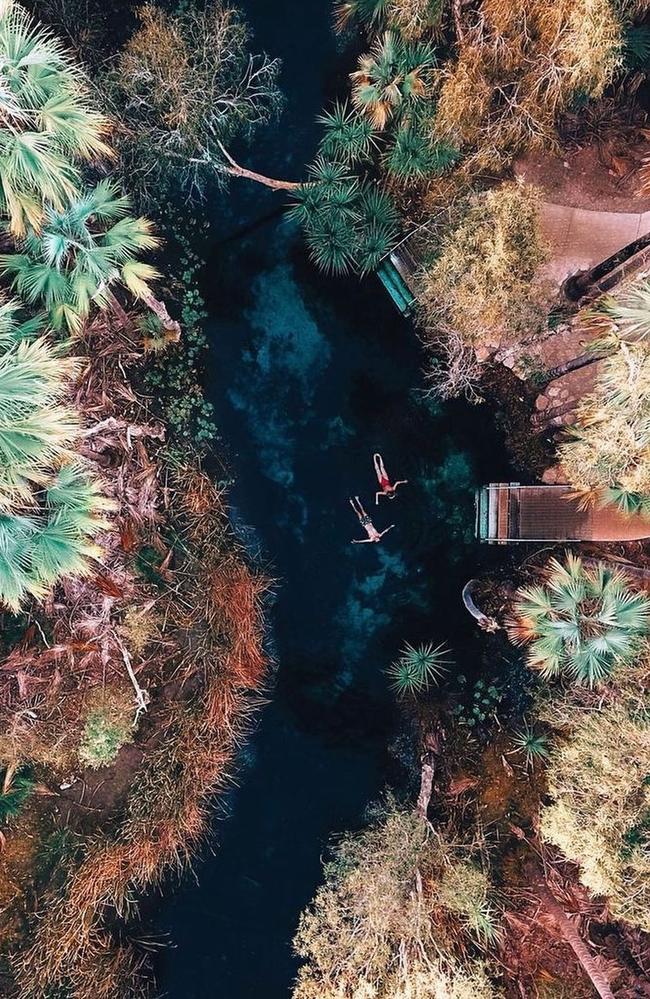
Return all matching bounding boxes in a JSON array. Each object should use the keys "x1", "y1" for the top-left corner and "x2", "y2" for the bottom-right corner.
[{"x1": 155, "y1": 2, "x2": 513, "y2": 995}]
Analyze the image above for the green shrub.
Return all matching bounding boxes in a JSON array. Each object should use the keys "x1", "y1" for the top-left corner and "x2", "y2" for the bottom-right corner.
[
  {"x1": 0, "y1": 766, "x2": 34, "y2": 823},
  {"x1": 79, "y1": 692, "x2": 134, "y2": 769}
]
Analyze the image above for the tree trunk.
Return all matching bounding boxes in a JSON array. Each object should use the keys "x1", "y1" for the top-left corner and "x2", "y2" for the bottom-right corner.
[
  {"x1": 538, "y1": 886, "x2": 616, "y2": 999},
  {"x1": 105, "y1": 287, "x2": 134, "y2": 329},
  {"x1": 417, "y1": 755, "x2": 435, "y2": 818},
  {"x1": 217, "y1": 141, "x2": 303, "y2": 192},
  {"x1": 543, "y1": 350, "x2": 609, "y2": 385},
  {"x1": 141, "y1": 291, "x2": 181, "y2": 341},
  {"x1": 461, "y1": 580, "x2": 500, "y2": 632},
  {"x1": 531, "y1": 399, "x2": 578, "y2": 430}
]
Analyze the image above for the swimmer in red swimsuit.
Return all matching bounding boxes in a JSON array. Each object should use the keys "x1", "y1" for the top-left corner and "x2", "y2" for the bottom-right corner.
[
  {"x1": 349, "y1": 496, "x2": 394, "y2": 544},
  {"x1": 373, "y1": 453, "x2": 408, "y2": 504}
]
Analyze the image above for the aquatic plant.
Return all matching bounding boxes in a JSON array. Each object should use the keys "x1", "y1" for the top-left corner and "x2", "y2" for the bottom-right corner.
[
  {"x1": 509, "y1": 722, "x2": 550, "y2": 769},
  {"x1": 0, "y1": 181, "x2": 160, "y2": 334},
  {"x1": 385, "y1": 640, "x2": 451, "y2": 696},
  {"x1": 0, "y1": 765, "x2": 34, "y2": 823},
  {"x1": 0, "y1": 0, "x2": 110, "y2": 235},
  {"x1": 507, "y1": 554, "x2": 650, "y2": 687},
  {"x1": 452, "y1": 676, "x2": 504, "y2": 730}
]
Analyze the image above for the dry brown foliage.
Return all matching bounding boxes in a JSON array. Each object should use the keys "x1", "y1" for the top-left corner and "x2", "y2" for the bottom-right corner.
[
  {"x1": 13, "y1": 456, "x2": 271, "y2": 997},
  {"x1": 435, "y1": 0, "x2": 623, "y2": 171},
  {"x1": 418, "y1": 182, "x2": 549, "y2": 354},
  {"x1": 0, "y1": 302, "x2": 271, "y2": 996}
]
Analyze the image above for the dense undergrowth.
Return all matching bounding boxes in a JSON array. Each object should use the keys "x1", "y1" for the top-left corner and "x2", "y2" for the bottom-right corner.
[{"x1": 0, "y1": 1, "x2": 272, "y2": 995}]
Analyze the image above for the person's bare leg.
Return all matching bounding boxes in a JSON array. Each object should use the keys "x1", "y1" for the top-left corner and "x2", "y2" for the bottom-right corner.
[
  {"x1": 377, "y1": 454, "x2": 388, "y2": 481},
  {"x1": 349, "y1": 496, "x2": 363, "y2": 519},
  {"x1": 373, "y1": 453, "x2": 383, "y2": 483},
  {"x1": 355, "y1": 497, "x2": 369, "y2": 519}
]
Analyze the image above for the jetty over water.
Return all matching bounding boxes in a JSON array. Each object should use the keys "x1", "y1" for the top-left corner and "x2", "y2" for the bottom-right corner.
[{"x1": 477, "y1": 483, "x2": 650, "y2": 544}]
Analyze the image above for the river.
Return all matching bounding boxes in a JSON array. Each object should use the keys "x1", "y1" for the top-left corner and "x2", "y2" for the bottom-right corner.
[{"x1": 153, "y1": 1, "x2": 513, "y2": 996}]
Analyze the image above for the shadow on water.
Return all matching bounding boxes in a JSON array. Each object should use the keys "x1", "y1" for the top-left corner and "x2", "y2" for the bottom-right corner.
[{"x1": 153, "y1": 2, "x2": 514, "y2": 997}]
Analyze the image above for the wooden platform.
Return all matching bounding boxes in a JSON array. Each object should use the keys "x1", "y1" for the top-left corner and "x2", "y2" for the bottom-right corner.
[{"x1": 476, "y1": 483, "x2": 650, "y2": 543}]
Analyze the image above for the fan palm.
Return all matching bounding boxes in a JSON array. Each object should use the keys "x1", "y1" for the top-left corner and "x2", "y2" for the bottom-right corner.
[
  {"x1": 507, "y1": 554, "x2": 650, "y2": 687},
  {"x1": 0, "y1": 295, "x2": 43, "y2": 347},
  {"x1": 589, "y1": 279, "x2": 650, "y2": 348},
  {"x1": 0, "y1": 0, "x2": 111, "y2": 235},
  {"x1": 0, "y1": 334, "x2": 78, "y2": 508},
  {"x1": 0, "y1": 181, "x2": 160, "y2": 333},
  {"x1": 0, "y1": 462, "x2": 110, "y2": 612},
  {"x1": 351, "y1": 31, "x2": 436, "y2": 130},
  {"x1": 509, "y1": 722, "x2": 550, "y2": 769},
  {"x1": 334, "y1": 0, "x2": 390, "y2": 33}
]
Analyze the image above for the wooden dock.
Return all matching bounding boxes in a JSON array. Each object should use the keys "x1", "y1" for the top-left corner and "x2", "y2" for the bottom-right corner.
[{"x1": 476, "y1": 483, "x2": 650, "y2": 544}]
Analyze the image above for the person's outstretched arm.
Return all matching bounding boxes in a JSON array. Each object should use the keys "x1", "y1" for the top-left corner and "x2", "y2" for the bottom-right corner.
[
  {"x1": 351, "y1": 538, "x2": 372, "y2": 544},
  {"x1": 379, "y1": 525, "x2": 395, "y2": 538},
  {"x1": 375, "y1": 491, "x2": 384, "y2": 505},
  {"x1": 394, "y1": 480, "x2": 408, "y2": 490}
]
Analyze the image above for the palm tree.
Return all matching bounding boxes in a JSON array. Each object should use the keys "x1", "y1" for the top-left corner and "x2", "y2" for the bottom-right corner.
[
  {"x1": 0, "y1": 333, "x2": 79, "y2": 508},
  {"x1": 0, "y1": 462, "x2": 110, "y2": 612},
  {"x1": 558, "y1": 343, "x2": 650, "y2": 498},
  {"x1": 507, "y1": 554, "x2": 650, "y2": 686},
  {"x1": 0, "y1": 296, "x2": 43, "y2": 347},
  {"x1": 385, "y1": 123, "x2": 460, "y2": 179},
  {"x1": 334, "y1": 0, "x2": 390, "y2": 33},
  {"x1": 0, "y1": 181, "x2": 160, "y2": 333},
  {"x1": 385, "y1": 640, "x2": 451, "y2": 696},
  {"x1": 0, "y1": 0, "x2": 111, "y2": 235},
  {"x1": 316, "y1": 101, "x2": 377, "y2": 166},
  {"x1": 509, "y1": 722, "x2": 550, "y2": 769},
  {"x1": 350, "y1": 31, "x2": 436, "y2": 130}
]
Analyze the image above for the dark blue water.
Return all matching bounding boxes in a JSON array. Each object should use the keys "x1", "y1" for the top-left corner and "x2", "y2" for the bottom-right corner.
[{"x1": 154, "y1": 2, "x2": 513, "y2": 996}]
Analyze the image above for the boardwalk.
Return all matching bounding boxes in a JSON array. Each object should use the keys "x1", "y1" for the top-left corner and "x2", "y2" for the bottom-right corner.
[
  {"x1": 538, "y1": 202, "x2": 650, "y2": 287},
  {"x1": 477, "y1": 484, "x2": 650, "y2": 544}
]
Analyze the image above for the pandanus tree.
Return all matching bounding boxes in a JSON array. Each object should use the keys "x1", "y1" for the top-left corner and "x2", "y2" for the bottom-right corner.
[
  {"x1": 0, "y1": 0, "x2": 110, "y2": 235},
  {"x1": 0, "y1": 180, "x2": 160, "y2": 333},
  {"x1": 507, "y1": 554, "x2": 650, "y2": 687}
]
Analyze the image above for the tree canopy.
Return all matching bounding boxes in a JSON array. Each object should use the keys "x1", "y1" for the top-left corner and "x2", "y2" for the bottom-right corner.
[{"x1": 106, "y1": 2, "x2": 283, "y2": 200}]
